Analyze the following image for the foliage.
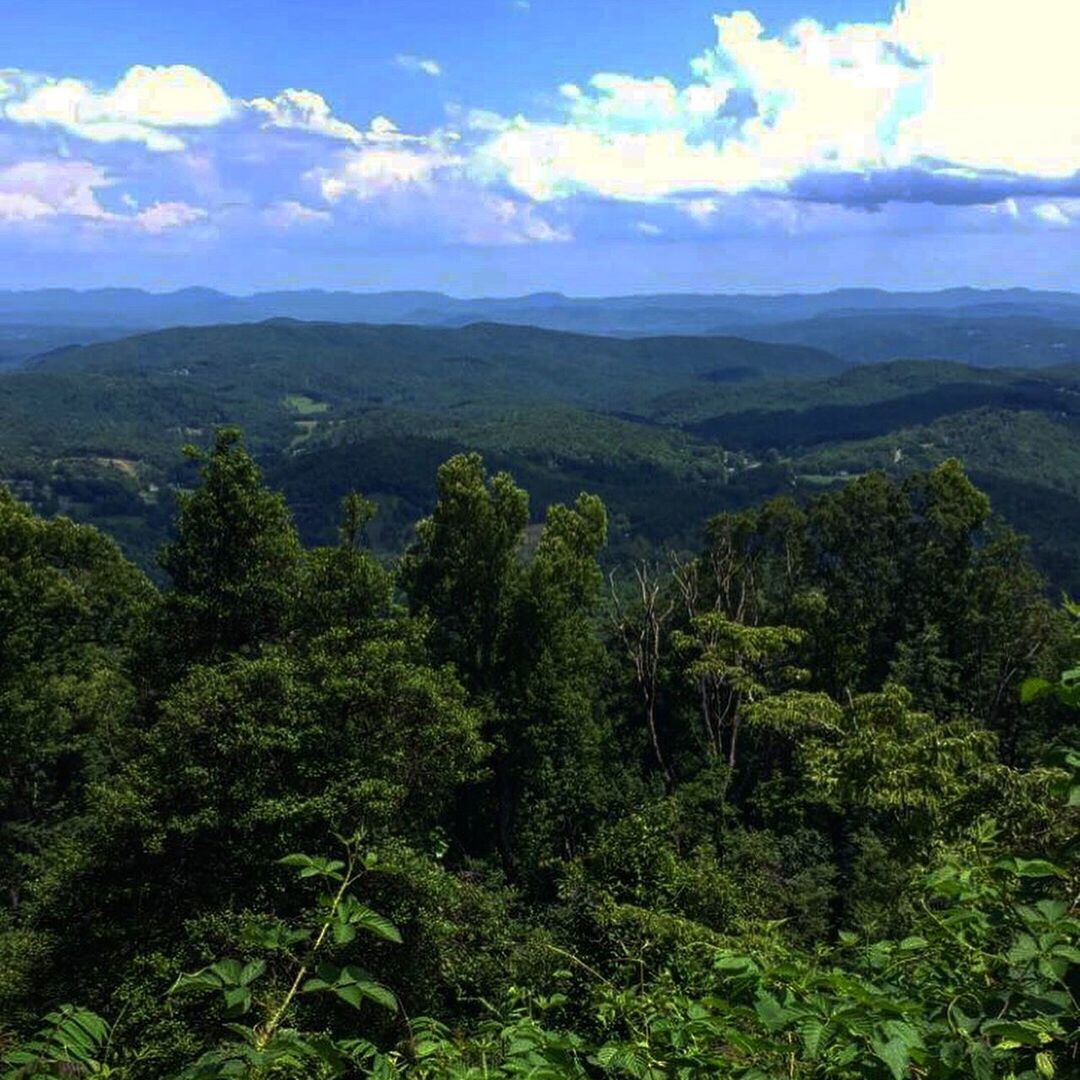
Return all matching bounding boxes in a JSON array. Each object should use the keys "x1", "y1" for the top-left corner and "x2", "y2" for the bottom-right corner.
[
  {"x1": 0, "y1": 432, "x2": 1076, "y2": 1078},
  {"x1": 4, "y1": 320, "x2": 1080, "y2": 594},
  {"x1": 168, "y1": 834, "x2": 399, "y2": 1079}
]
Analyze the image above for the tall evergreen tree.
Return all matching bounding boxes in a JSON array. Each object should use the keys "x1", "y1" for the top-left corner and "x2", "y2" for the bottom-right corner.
[{"x1": 157, "y1": 429, "x2": 302, "y2": 667}]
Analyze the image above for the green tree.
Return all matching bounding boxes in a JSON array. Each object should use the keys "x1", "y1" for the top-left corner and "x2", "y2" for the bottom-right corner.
[
  {"x1": 504, "y1": 493, "x2": 622, "y2": 872},
  {"x1": 157, "y1": 429, "x2": 302, "y2": 666},
  {"x1": 399, "y1": 453, "x2": 528, "y2": 696},
  {"x1": 0, "y1": 489, "x2": 153, "y2": 1023}
]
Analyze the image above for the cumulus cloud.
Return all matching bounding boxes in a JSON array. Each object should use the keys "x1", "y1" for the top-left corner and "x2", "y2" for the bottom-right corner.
[
  {"x1": 464, "y1": 196, "x2": 571, "y2": 244},
  {"x1": 475, "y1": 0, "x2": 1080, "y2": 207},
  {"x1": 0, "y1": 0, "x2": 1077, "y2": 264},
  {"x1": 0, "y1": 159, "x2": 210, "y2": 237},
  {"x1": 0, "y1": 160, "x2": 112, "y2": 220},
  {"x1": 262, "y1": 200, "x2": 332, "y2": 228},
  {"x1": 134, "y1": 200, "x2": 208, "y2": 233},
  {"x1": 1032, "y1": 203, "x2": 1072, "y2": 227},
  {"x1": 891, "y1": 0, "x2": 1079, "y2": 178},
  {"x1": 1, "y1": 64, "x2": 371, "y2": 153},
  {"x1": 309, "y1": 119, "x2": 463, "y2": 203},
  {"x1": 395, "y1": 55, "x2": 442, "y2": 77},
  {"x1": 3, "y1": 65, "x2": 233, "y2": 150},
  {"x1": 0, "y1": 191, "x2": 55, "y2": 222},
  {"x1": 313, "y1": 145, "x2": 459, "y2": 202},
  {"x1": 246, "y1": 89, "x2": 366, "y2": 143},
  {"x1": 681, "y1": 197, "x2": 719, "y2": 223}
]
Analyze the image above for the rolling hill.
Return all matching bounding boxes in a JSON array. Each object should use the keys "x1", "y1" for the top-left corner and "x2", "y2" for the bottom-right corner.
[{"x1": 4, "y1": 317, "x2": 1080, "y2": 592}]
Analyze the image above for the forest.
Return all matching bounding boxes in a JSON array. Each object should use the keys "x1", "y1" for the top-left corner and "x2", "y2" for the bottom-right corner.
[
  {"x1": 3, "y1": 317, "x2": 1080, "y2": 593},
  {"x1": 1, "y1": 428, "x2": 1076, "y2": 1078}
]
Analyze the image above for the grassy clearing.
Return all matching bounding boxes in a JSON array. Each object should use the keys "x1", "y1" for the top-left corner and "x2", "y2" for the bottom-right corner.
[{"x1": 283, "y1": 394, "x2": 330, "y2": 415}]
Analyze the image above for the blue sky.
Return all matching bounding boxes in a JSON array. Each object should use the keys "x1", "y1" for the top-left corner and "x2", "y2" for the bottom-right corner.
[{"x1": 1, "y1": 0, "x2": 1077, "y2": 293}]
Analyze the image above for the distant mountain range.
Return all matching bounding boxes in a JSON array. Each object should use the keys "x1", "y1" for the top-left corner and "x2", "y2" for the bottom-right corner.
[
  {"x1": 2, "y1": 285, "x2": 1080, "y2": 326},
  {"x1": 2, "y1": 286, "x2": 1080, "y2": 368}
]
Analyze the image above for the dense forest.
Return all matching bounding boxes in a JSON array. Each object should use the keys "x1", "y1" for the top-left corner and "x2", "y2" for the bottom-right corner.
[
  {"x1": 1, "y1": 428, "x2": 1076, "y2": 1077},
  {"x1": 3, "y1": 317, "x2": 1080, "y2": 593}
]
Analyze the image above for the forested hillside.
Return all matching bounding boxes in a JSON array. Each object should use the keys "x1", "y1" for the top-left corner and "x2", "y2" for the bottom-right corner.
[
  {"x1": 3, "y1": 320, "x2": 1080, "y2": 592},
  {"x1": 1, "y1": 431, "x2": 1076, "y2": 1078}
]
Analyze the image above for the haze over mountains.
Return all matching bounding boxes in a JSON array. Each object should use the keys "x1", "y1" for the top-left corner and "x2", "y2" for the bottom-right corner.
[
  {"x1": 3, "y1": 287, "x2": 1080, "y2": 370},
  {"x1": 3, "y1": 302, "x2": 1080, "y2": 595}
]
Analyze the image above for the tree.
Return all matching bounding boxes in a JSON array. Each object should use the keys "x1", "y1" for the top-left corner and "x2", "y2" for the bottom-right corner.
[
  {"x1": 504, "y1": 493, "x2": 621, "y2": 871},
  {"x1": 610, "y1": 562, "x2": 676, "y2": 789},
  {"x1": 0, "y1": 489, "x2": 153, "y2": 1025},
  {"x1": 291, "y1": 493, "x2": 393, "y2": 645},
  {"x1": 399, "y1": 453, "x2": 528, "y2": 696},
  {"x1": 157, "y1": 429, "x2": 302, "y2": 667},
  {"x1": 675, "y1": 613, "x2": 806, "y2": 768}
]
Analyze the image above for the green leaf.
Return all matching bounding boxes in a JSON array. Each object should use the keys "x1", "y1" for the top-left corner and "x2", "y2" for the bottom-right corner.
[
  {"x1": 754, "y1": 993, "x2": 795, "y2": 1031},
  {"x1": 347, "y1": 903, "x2": 402, "y2": 944},
  {"x1": 871, "y1": 1035, "x2": 910, "y2": 1080},
  {"x1": 223, "y1": 985, "x2": 252, "y2": 1017},
  {"x1": 280, "y1": 854, "x2": 346, "y2": 880},
  {"x1": 211, "y1": 959, "x2": 245, "y2": 986},
  {"x1": 969, "y1": 1042, "x2": 993, "y2": 1080},
  {"x1": 881, "y1": 1020, "x2": 923, "y2": 1051},
  {"x1": 332, "y1": 919, "x2": 357, "y2": 945},
  {"x1": 1008, "y1": 933, "x2": 1041, "y2": 965},
  {"x1": 278, "y1": 854, "x2": 314, "y2": 868},
  {"x1": 1020, "y1": 677, "x2": 1052, "y2": 704},
  {"x1": 170, "y1": 967, "x2": 228, "y2": 995},
  {"x1": 898, "y1": 936, "x2": 928, "y2": 951},
  {"x1": 981, "y1": 1020, "x2": 1046, "y2": 1047},
  {"x1": 950, "y1": 1006, "x2": 980, "y2": 1035},
  {"x1": 1036, "y1": 1051, "x2": 1056, "y2": 1078},
  {"x1": 714, "y1": 953, "x2": 756, "y2": 972},
  {"x1": 238, "y1": 960, "x2": 266, "y2": 986},
  {"x1": 995, "y1": 857, "x2": 1063, "y2": 878},
  {"x1": 332, "y1": 980, "x2": 396, "y2": 1011},
  {"x1": 1034, "y1": 899, "x2": 1069, "y2": 923},
  {"x1": 799, "y1": 1019, "x2": 829, "y2": 1059}
]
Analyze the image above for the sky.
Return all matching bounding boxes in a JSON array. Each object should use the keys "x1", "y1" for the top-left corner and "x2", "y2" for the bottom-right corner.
[{"x1": 1, "y1": 0, "x2": 1078, "y2": 294}]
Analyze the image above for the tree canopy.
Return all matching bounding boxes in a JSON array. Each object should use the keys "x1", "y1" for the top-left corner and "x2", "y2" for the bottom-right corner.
[{"x1": 1, "y1": 433, "x2": 1076, "y2": 1078}]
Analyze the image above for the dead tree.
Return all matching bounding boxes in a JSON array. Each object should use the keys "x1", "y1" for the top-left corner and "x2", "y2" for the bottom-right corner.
[{"x1": 610, "y1": 562, "x2": 675, "y2": 790}]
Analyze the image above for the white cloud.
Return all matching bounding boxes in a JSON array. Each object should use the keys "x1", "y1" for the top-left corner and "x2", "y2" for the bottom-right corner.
[
  {"x1": 4, "y1": 65, "x2": 233, "y2": 150},
  {"x1": 891, "y1": 0, "x2": 1080, "y2": 178},
  {"x1": 468, "y1": 196, "x2": 571, "y2": 244},
  {"x1": 1000, "y1": 198, "x2": 1020, "y2": 221},
  {"x1": 0, "y1": 191, "x2": 55, "y2": 222},
  {"x1": 134, "y1": 200, "x2": 208, "y2": 233},
  {"x1": 262, "y1": 199, "x2": 332, "y2": 228},
  {"x1": 246, "y1": 89, "x2": 366, "y2": 143},
  {"x1": 681, "y1": 197, "x2": 719, "y2": 223},
  {"x1": 1032, "y1": 203, "x2": 1072, "y2": 227},
  {"x1": 1, "y1": 1, "x2": 1077, "y2": 259},
  {"x1": 0, "y1": 160, "x2": 211, "y2": 234},
  {"x1": 0, "y1": 160, "x2": 112, "y2": 219},
  {"x1": 475, "y1": 0, "x2": 1080, "y2": 204},
  {"x1": 395, "y1": 55, "x2": 442, "y2": 77},
  {"x1": 309, "y1": 119, "x2": 463, "y2": 203},
  {"x1": 314, "y1": 145, "x2": 460, "y2": 202}
]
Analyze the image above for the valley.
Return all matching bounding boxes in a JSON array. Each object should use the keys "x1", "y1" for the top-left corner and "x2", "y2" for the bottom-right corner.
[{"x1": 3, "y1": 291, "x2": 1080, "y2": 593}]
